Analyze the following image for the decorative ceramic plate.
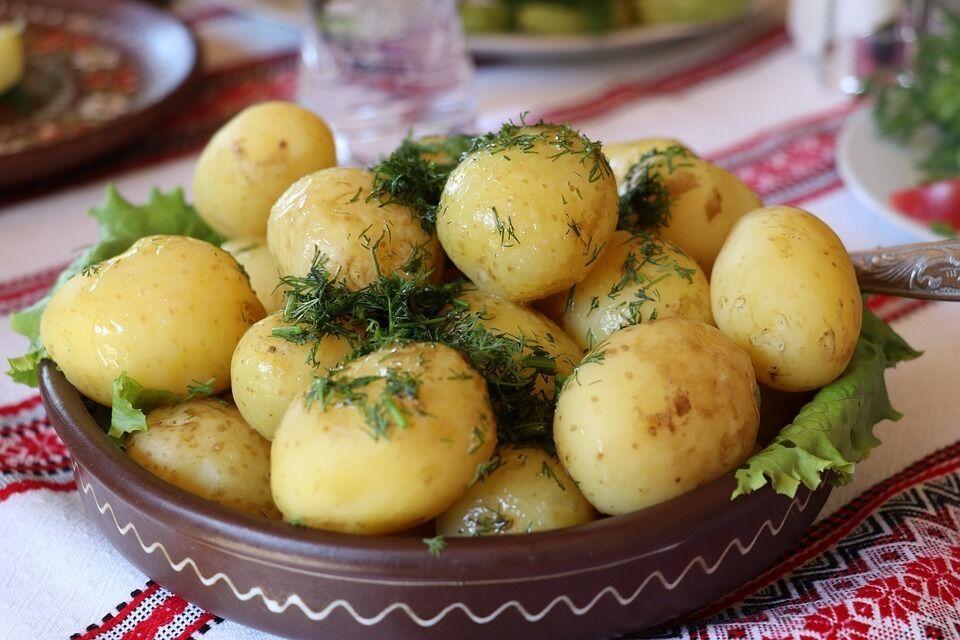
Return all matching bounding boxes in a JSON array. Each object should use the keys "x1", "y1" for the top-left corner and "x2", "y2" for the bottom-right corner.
[
  {"x1": 836, "y1": 107, "x2": 944, "y2": 242},
  {"x1": 0, "y1": 0, "x2": 199, "y2": 190},
  {"x1": 40, "y1": 362, "x2": 830, "y2": 639},
  {"x1": 466, "y1": 0, "x2": 773, "y2": 60}
]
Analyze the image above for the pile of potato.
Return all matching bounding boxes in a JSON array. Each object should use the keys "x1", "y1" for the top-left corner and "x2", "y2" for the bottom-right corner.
[{"x1": 39, "y1": 101, "x2": 863, "y2": 537}]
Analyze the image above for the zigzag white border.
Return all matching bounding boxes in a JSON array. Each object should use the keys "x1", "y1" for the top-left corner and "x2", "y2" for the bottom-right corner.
[{"x1": 78, "y1": 474, "x2": 813, "y2": 627}]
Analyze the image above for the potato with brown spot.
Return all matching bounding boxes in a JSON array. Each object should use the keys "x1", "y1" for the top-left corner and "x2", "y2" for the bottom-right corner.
[
  {"x1": 711, "y1": 206, "x2": 862, "y2": 391},
  {"x1": 436, "y1": 446, "x2": 597, "y2": 537},
  {"x1": 126, "y1": 399, "x2": 280, "y2": 519},
  {"x1": 550, "y1": 230, "x2": 713, "y2": 349},
  {"x1": 192, "y1": 102, "x2": 336, "y2": 239},
  {"x1": 554, "y1": 318, "x2": 759, "y2": 515}
]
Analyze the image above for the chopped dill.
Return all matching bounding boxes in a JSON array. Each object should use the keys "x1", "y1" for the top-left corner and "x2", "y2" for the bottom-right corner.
[
  {"x1": 471, "y1": 453, "x2": 503, "y2": 484},
  {"x1": 185, "y1": 378, "x2": 216, "y2": 399},
  {"x1": 367, "y1": 134, "x2": 473, "y2": 233},
  {"x1": 617, "y1": 145, "x2": 692, "y2": 232},
  {"x1": 80, "y1": 264, "x2": 101, "y2": 277},
  {"x1": 468, "y1": 426, "x2": 486, "y2": 454},
  {"x1": 492, "y1": 207, "x2": 520, "y2": 247},
  {"x1": 422, "y1": 535, "x2": 446, "y2": 557},
  {"x1": 307, "y1": 367, "x2": 421, "y2": 440},
  {"x1": 538, "y1": 460, "x2": 566, "y2": 492},
  {"x1": 461, "y1": 506, "x2": 513, "y2": 536}
]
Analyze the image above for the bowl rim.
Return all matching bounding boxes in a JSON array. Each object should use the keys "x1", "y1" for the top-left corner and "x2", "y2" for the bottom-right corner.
[{"x1": 39, "y1": 360, "x2": 819, "y2": 587}]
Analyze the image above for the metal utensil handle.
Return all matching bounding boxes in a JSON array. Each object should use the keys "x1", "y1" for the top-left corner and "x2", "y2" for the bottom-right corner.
[{"x1": 851, "y1": 239, "x2": 960, "y2": 300}]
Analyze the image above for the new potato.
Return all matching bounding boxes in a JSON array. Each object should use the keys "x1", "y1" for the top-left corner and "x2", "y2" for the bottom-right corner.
[
  {"x1": 438, "y1": 124, "x2": 618, "y2": 301},
  {"x1": 222, "y1": 237, "x2": 286, "y2": 313},
  {"x1": 271, "y1": 343, "x2": 497, "y2": 534},
  {"x1": 557, "y1": 230, "x2": 713, "y2": 349},
  {"x1": 711, "y1": 206, "x2": 862, "y2": 391},
  {"x1": 628, "y1": 152, "x2": 762, "y2": 275},
  {"x1": 267, "y1": 167, "x2": 443, "y2": 289},
  {"x1": 437, "y1": 446, "x2": 598, "y2": 536},
  {"x1": 40, "y1": 235, "x2": 265, "y2": 406},
  {"x1": 231, "y1": 313, "x2": 353, "y2": 440},
  {"x1": 603, "y1": 137, "x2": 694, "y2": 185},
  {"x1": 126, "y1": 399, "x2": 280, "y2": 519},
  {"x1": 192, "y1": 101, "x2": 337, "y2": 239},
  {"x1": 554, "y1": 318, "x2": 759, "y2": 515}
]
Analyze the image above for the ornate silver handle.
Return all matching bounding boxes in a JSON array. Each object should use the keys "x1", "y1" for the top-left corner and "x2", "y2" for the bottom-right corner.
[{"x1": 851, "y1": 239, "x2": 960, "y2": 301}]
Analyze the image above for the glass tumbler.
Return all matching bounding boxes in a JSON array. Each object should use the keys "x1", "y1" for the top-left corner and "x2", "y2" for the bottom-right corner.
[{"x1": 298, "y1": 0, "x2": 477, "y2": 166}]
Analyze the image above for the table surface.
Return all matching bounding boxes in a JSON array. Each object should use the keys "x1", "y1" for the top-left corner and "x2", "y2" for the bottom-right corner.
[{"x1": 2, "y1": 2, "x2": 959, "y2": 639}]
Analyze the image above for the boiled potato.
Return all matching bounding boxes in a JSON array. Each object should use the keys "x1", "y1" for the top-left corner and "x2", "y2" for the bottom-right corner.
[
  {"x1": 126, "y1": 399, "x2": 280, "y2": 519},
  {"x1": 231, "y1": 313, "x2": 354, "y2": 440},
  {"x1": 268, "y1": 167, "x2": 443, "y2": 288},
  {"x1": 711, "y1": 206, "x2": 862, "y2": 391},
  {"x1": 438, "y1": 124, "x2": 618, "y2": 302},
  {"x1": 603, "y1": 138, "x2": 694, "y2": 186},
  {"x1": 41, "y1": 235, "x2": 264, "y2": 406},
  {"x1": 554, "y1": 318, "x2": 759, "y2": 515},
  {"x1": 0, "y1": 23, "x2": 24, "y2": 94},
  {"x1": 635, "y1": 0, "x2": 749, "y2": 24},
  {"x1": 437, "y1": 446, "x2": 597, "y2": 536},
  {"x1": 192, "y1": 101, "x2": 336, "y2": 239},
  {"x1": 222, "y1": 237, "x2": 285, "y2": 313},
  {"x1": 271, "y1": 342, "x2": 497, "y2": 534},
  {"x1": 557, "y1": 230, "x2": 713, "y2": 349},
  {"x1": 625, "y1": 153, "x2": 762, "y2": 275},
  {"x1": 456, "y1": 289, "x2": 581, "y2": 395}
]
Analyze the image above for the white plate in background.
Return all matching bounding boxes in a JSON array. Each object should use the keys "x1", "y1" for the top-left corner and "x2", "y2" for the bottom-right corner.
[{"x1": 836, "y1": 106, "x2": 944, "y2": 242}]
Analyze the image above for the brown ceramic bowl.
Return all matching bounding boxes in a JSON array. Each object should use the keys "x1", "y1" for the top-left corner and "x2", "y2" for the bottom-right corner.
[{"x1": 40, "y1": 361, "x2": 830, "y2": 639}]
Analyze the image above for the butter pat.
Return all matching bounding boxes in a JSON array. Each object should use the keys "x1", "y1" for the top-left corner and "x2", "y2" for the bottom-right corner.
[{"x1": 0, "y1": 22, "x2": 25, "y2": 94}]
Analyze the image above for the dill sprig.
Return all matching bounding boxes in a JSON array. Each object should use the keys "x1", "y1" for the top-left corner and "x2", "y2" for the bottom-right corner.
[
  {"x1": 307, "y1": 368, "x2": 421, "y2": 440},
  {"x1": 368, "y1": 134, "x2": 473, "y2": 233},
  {"x1": 617, "y1": 145, "x2": 692, "y2": 232},
  {"x1": 422, "y1": 535, "x2": 446, "y2": 557},
  {"x1": 468, "y1": 115, "x2": 612, "y2": 184},
  {"x1": 277, "y1": 252, "x2": 564, "y2": 445}
]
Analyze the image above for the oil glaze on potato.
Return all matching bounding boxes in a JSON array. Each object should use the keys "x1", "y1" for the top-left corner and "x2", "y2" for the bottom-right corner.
[
  {"x1": 126, "y1": 399, "x2": 280, "y2": 519},
  {"x1": 192, "y1": 101, "x2": 336, "y2": 239},
  {"x1": 711, "y1": 206, "x2": 862, "y2": 391},
  {"x1": 554, "y1": 318, "x2": 759, "y2": 515},
  {"x1": 267, "y1": 167, "x2": 443, "y2": 289},
  {"x1": 40, "y1": 235, "x2": 265, "y2": 406},
  {"x1": 271, "y1": 343, "x2": 496, "y2": 534},
  {"x1": 559, "y1": 230, "x2": 713, "y2": 349},
  {"x1": 222, "y1": 237, "x2": 286, "y2": 313},
  {"x1": 437, "y1": 446, "x2": 597, "y2": 536},
  {"x1": 231, "y1": 313, "x2": 353, "y2": 440},
  {"x1": 438, "y1": 124, "x2": 618, "y2": 301}
]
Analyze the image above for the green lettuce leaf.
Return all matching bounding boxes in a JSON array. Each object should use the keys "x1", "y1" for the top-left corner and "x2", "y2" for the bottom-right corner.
[
  {"x1": 6, "y1": 186, "x2": 222, "y2": 387},
  {"x1": 733, "y1": 307, "x2": 922, "y2": 498},
  {"x1": 109, "y1": 373, "x2": 181, "y2": 439}
]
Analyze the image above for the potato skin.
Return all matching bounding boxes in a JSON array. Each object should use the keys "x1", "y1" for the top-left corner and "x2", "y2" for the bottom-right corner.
[
  {"x1": 126, "y1": 399, "x2": 280, "y2": 519},
  {"x1": 554, "y1": 318, "x2": 759, "y2": 515},
  {"x1": 271, "y1": 343, "x2": 497, "y2": 534},
  {"x1": 559, "y1": 230, "x2": 713, "y2": 349},
  {"x1": 438, "y1": 125, "x2": 618, "y2": 301},
  {"x1": 40, "y1": 235, "x2": 265, "y2": 406},
  {"x1": 192, "y1": 101, "x2": 336, "y2": 239},
  {"x1": 647, "y1": 155, "x2": 762, "y2": 275},
  {"x1": 231, "y1": 313, "x2": 353, "y2": 440},
  {"x1": 711, "y1": 206, "x2": 863, "y2": 391},
  {"x1": 267, "y1": 167, "x2": 443, "y2": 288},
  {"x1": 603, "y1": 137, "x2": 694, "y2": 186},
  {"x1": 437, "y1": 446, "x2": 597, "y2": 536},
  {"x1": 222, "y1": 237, "x2": 285, "y2": 313}
]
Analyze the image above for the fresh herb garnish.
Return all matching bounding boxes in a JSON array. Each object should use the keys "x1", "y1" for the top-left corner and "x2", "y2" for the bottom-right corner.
[
  {"x1": 422, "y1": 535, "x2": 447, "y2": 557},
  {"x1": 617, "y1": 145, "x2": 692, "y2": 232},
  {"x1": 368, "y1": 134, "x2": 473, "y2": 233},
  {"x1": 460, "y1": 506, "x2": 513, "y2": 536},
  {"x1": 308, "y1": 368, "x2": 421, "y2": 440},
  {"x1": 870, "y1": 11, "x2": 960, "y2": 180}
]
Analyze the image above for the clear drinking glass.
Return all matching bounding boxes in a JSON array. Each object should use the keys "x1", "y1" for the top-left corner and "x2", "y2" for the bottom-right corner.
[{"x1": 298, "y1": 0, "x2": 477, "y2": 166}]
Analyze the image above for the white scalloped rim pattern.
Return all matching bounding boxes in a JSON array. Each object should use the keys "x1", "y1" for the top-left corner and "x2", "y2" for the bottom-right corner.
[{"x1": 78, "y1": 473, "x2": 813, "y2": 627}]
